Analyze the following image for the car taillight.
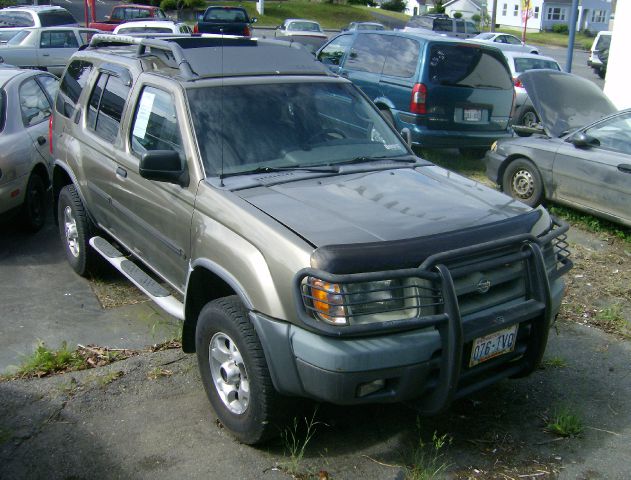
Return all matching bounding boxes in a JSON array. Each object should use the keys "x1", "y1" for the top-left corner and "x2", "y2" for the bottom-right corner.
[
  {"x1": 193, "y1": 23, "x2": 199, "y2": 33},
  {"x1": 243, "y1": 25, "x2": 251, "y2": 36},
  {"x1": 48, "y1": 115, "x2": 53, "y2": 154},
  {"x1": 514, "y1": 77, "x2": 523, "y2": 88},
  {"x1": 410, "y1": 83, "x2": 427, "y2": 114}
]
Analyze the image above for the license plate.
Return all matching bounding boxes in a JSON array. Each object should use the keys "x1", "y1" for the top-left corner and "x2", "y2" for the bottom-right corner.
[
  {"x1": 469, "y1": 325, "x2": 518, "y2": 367},
  {"x1": 464, "y1": 108, "x2": 482, "y2": 122}
]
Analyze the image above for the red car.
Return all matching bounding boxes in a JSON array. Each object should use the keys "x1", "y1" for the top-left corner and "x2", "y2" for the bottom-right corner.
[{"x1": 88, "y1": 4, "x2": 167, "y2": 32}]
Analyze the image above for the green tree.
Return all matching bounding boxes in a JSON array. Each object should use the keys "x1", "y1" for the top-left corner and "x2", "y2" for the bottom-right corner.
[
  {"x1": 453, "y1": 11, "x2": 463, "y2": 18},
  {"x1": 430, "y1": 0, "x2": 446, "y2": 13}
]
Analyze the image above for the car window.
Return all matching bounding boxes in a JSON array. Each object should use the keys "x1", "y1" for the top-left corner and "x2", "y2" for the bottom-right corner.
[
  {"x1": 506, "y1": 35, "x2": 522, "y2": 45},
  {"x1": 345, "y1": 33, "x2": 390, "y2": 74},
  {"x1": 433, "y1": 19, "x2": 452, "y2": 32},
  {"x1": 86, "y1": 73, "x2": 130, "y2": 143},
  {"x1": 119, "y1": 26, "x2": 173, "y2": 33},
  {"x1": 514, "y1": 58, "x2": 560, "y2": 73},
  {"x1": 155, "y1": 9, "x2": 166, "y2": 19},
  {"x1": 19, "y1": 78, "x2": 52, "y2": 127},
  {"x1": 595, "y1": 34, "x2": 611, "y2": 51},
  {"x1": 40, "y1": 30, "x2": 79, "y2": 49},
  {"x1": 56, "y1": 60, "x2": 93, "y2": 118},
  {"x1": 289, "y1": 22, "x2": 321, "y2": 32},
  {"x1": 110, "y1": 9, "x2": 125, "y2": 20},
  {"x1": 131, "y1": 87, "x2": 183, "y2": 156},
  {"x1": 203, "y1": 8, "x2": 248, "y2": 23},
  {"x1": 585, "y1": 113, "x2": 631, "y2": 156},
  {"x1": 382, "y1": 36, "x2": 419, "y2": 78},
  {"x1": 39, "y1": 10, "x2": 77, "y2": 27},
  {"x1": 428, "y1": 44, "x2": 513, "y2": 89},
  {"x1": 187, "y1": 82, "x2": 407, "y2": 177},
  {"x1": 0, "y1": 12, "x2": 34, "y2": 27},
  {"x1": 37, "y1": 74, "x2": 59, "y2": 101},
  {"x1": 133, "y1": 9, "x2": 151, "y2": 19},
  {"x1": 455, "y1": 21, "x2": 465, "y2": 33},
  {"x1": 7, "y1": 30, "x2": 30, "y2": 46},
  {"x1": 317, "y1": 34, "x2": 353, "y2": 66},
  {"x1": 465, "y1": 21, "x2": 479, "y2": 34},
  {"x1": 79, "y1": 30, "x2": 96, "y2": 45}
]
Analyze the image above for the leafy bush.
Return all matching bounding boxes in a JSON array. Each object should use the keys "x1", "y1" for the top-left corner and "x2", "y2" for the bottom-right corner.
[
  {"x1": 430, "y1": 0, "x2": 446, "y2": 13},
  {"x1": 471, "y1": 13, "x2": 481, "y2": 23},
  {"x1": 348, "y1": 0, "x2": 376, "y2": 5},
  {"x1": 381, "y1": 0, "x2": 406, "y2": 12},
  {"x1": 160, "y1": 0, "x2": 178, "y2": 10},
  {"x1": 551, "y1": 23, "x2": 569, "y2": 34},
  {"x1": 453, "y1": 11, "x2": 462, "y2": 18}
]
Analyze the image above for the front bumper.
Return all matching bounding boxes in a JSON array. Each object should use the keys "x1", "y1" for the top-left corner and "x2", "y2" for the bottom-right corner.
[{"x1": 253, "y1": 221, "x2": 571, "y2": 412}]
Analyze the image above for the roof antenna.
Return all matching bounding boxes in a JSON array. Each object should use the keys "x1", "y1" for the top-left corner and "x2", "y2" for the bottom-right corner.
[{"x1": 219, "y1": 27, "x2": 225, "y2": 187}]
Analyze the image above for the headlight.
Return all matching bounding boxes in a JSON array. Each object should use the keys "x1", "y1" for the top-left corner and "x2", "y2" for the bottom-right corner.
[{"x1": 305, "y1": 276, "x2": 439, "y2": 326}]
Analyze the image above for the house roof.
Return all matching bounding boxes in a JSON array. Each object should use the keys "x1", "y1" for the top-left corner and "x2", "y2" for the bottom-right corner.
[{"x1": 443, "y1": 0, "x2": 484, "y2": 9}]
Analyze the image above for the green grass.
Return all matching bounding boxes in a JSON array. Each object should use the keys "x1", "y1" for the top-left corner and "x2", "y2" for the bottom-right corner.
[
  {"x1": 541, "y1": 356, "x2": 568, "y2": 369},
  {"x1": 405, "y1": 428, "x2": 452, "y2": 480},
  {"x1": 489, "y1": 26, "x2": 594, "y2": 50},
  {"x1": 549, "y1": 206, "x2": 631, "y2": 243},
  {"x1": 594, "y1": 305, "x2": 628, "y2": 336},
  {"x1": 16, "y1": 342, "x2": 88, "y2": 378},
  {"x1": 279, "y1": 408, "x2": 322, "y2": 476},
  {"x1": 546, "y1": 408, "x2": 583, "y2": 437},
  {"x1": 209, "y1": 1, "x2": 403, "y2": 29}
]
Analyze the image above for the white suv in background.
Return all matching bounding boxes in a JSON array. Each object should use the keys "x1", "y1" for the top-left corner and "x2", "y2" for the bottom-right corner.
[
  {"x1": 588, "y1": 31, "x2": 611, "y2": 79},
  {"x1": 0, "y1": 6, "x2": 78, "y2": 43}
]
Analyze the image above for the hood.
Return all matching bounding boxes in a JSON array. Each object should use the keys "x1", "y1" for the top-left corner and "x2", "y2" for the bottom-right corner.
[
  {"x1": 520, "y1": 69, "x2": 617, "y2": 138},
  {"x1": 236, "y1": 166, "x2": 533, "y2": 247}
]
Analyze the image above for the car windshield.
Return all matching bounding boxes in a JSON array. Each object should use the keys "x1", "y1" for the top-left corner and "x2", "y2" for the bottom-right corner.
[
  {"x1": 476, "y1": 33, "x2": 495, "y2": 40},
  {"x1": 514, "y1": 58, "x2": 560, "y2": 73},
  {"x1": 187, "y1": 82, "x2": 409, "y2": 177},
  {"x1": 39, "y1": 10, "x2": 76, "y2": 27},
  {"x1": 288, "y1": 21, "x2": 321, "y2": 32},
  {"x1": 203, "y1": 8, "x2": 248, "y2": 23}
]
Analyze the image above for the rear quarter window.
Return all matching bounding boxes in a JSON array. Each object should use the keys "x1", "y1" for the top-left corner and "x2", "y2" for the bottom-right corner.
[
  {"x1": 39, "y1": 10, "x2": 77, "y2": 27},
  {"x1": 56, "y1": 60, "x2": 93, "y2": 118},
  {"x1": 345, "y1": 34, "x2": 391, "y2": 74},
  {"x1": 428, "y1": 44, "x2": 513, "y2": 90},
  {"x1": 382, "y1": 36, "x2": 419, "y2": 78}
]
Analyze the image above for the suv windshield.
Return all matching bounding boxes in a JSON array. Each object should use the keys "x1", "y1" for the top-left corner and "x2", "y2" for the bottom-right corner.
[
  {"x1": 428, "y1": 44, "x2": 512, "y2": 89},
  {"x1": 187, "y1": 82, "x2": 409, "y2": 177}
]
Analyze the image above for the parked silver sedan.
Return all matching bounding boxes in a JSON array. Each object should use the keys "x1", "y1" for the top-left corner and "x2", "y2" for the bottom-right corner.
[
  {"x1": 0, "y1": 67, "x2": 58, "y2": 231},
  {"x1": 486, "y1": 70, "x2": 631, "y2": 227},
  {"x1": 470, "y1": 32, "x2": 539, "y2": 54},
  {"x1": 0, "y1": 27, "x2": 97, "y2": 76}
]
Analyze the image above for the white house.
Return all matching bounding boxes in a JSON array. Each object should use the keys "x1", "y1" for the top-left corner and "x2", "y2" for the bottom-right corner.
[{"x1": 443, "y1": 0, "x2": 485, "y2": 20}]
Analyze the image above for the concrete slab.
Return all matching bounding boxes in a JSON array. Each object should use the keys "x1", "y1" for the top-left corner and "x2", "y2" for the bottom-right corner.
[{"x1": 0, "y1": 220, "x2": 181, "y2": 374}]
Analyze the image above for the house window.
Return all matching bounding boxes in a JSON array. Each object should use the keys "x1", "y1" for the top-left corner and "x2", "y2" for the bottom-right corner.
[
  {"x1": 546, "y1": 7, "x2": 566, "y2": 21},
  {"x1": 534, "y1": 6, "x2": 539, "y2": 18},
  {"x1": 502, "y1": 3, "x2": 507, "y2": 16},
  {"x1": 513, "y1": 4, "x2": 519, "y2": 16},
  {"x1": 591, "y1": 9, "x2": 607, "y2": 23}
]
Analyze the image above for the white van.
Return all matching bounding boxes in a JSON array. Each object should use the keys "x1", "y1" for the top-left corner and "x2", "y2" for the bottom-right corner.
[{"x1": 588, "y1": 31, "x2": 611, "y2": 79}]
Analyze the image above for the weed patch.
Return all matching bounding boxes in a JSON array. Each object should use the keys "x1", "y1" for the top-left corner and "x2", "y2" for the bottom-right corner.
[
  {"x1": 279, "y1": 408, "x2": 324, "y2": 478},
  {"x1": 147, "y1": 367, "x2": 173, "y2": 380},
  {"x1": 404, "y1": 422, "x2": 452, "y2": 480},
  {"x1": 540, "y1": 356, "x2": 568, "y2": 369},
  {"x1": 550, "y1": 206, "x2": 630, "y2": 243},
  {"x1": 546, "y1": 408, "x2": 583, "y2": 437}
]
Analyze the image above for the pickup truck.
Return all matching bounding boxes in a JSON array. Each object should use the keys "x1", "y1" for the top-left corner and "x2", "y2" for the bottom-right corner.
[
  {"x1": 88, "y1": 4, "x2": 167, "y2": 32},
  {"x1": 193, "y1": 6, "x2": 256, "y2": 36}
]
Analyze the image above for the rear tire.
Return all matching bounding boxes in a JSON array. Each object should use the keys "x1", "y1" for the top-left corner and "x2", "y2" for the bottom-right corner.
[
  {"x1": 21, "y1": 173, "x2": 47, "y2": 232},
  {"x1": 196, "y1": 296, "x2": 285, "y2": 444},
  {"x1": 502, "y1": 158, "x2": 544, "y2": 207},
  {"x1": 517, "y1": 106, "x2": 539, "y2": 128},
  {"x1": 57, "y1": 184, "x2": 101, "y2": 277}
]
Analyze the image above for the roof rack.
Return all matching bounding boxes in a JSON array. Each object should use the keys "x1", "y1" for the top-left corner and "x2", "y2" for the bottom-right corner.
[{"x1": 88, "y1": 34, "x2": 198, "y2": 79}]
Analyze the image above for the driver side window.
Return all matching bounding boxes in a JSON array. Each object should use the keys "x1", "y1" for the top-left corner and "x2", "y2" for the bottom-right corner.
[
  {"x1": 131, "y1": 87, "x2": 183, "y2": 156},
  {"x1": 584, "y1": 113, "x2": 631, "y2": 155}
]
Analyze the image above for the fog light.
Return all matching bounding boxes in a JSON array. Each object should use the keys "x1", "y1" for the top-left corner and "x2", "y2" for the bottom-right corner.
[{"x1": 357, "y1": 379, "x2": 386, "y2": 397}]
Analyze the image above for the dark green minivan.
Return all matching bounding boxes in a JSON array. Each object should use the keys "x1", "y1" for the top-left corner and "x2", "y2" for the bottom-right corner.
[{"x1": 316, "y1": 31, "x2": 515, "y2": 156}]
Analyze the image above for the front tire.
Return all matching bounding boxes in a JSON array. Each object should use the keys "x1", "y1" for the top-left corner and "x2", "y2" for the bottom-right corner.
[
  {"x1": 502, "y1": 158, "x2": 544, "y2": 207},
  {"x1": 57, "y1": 184, "x2": 100, "y2": 277},
  {"x1": 196, "y1": 296, "x2": 284, "y2": 444},
  {"x1": 21, "y1": 173, "x2": 47, "y2": 232}
]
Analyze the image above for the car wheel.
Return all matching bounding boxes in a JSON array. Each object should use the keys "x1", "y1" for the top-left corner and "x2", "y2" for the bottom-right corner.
[
  {"x1": 502, "y1": 158, "x2": 544, "y2": 207},
  {"x1": 459, "y1": 147, "x2": 488, "y2": 159},
  {"x1": 518, "y1": 107, "x2": 539, "y2": 128},
  {"x1": 57, "y1": 184, "x2": 100, "y2": 277},
  {"x1": 21, "y1": 173, "x2": 47, "y2": 232},
  {"x1": 196, "y1": 296, "x2": 284, "y2": 445}
]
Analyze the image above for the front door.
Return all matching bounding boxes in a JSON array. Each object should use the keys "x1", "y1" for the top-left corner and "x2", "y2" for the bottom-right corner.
[{"x1": 37, "y1": 29, "x2": 79, "y2": 75}]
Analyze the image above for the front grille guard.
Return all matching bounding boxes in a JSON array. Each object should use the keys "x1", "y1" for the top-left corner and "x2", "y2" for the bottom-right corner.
[{"x1": 293, "y1": 217, "x2": 572, "y2": 413}]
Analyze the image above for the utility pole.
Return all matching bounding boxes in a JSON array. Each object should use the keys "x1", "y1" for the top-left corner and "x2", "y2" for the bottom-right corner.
[
  {"x1": 490, "y1": 0, "x2": 497, "y2": 32},
  {"x1": 565, "y1": 0, "x2": 580, "y2": 72}
]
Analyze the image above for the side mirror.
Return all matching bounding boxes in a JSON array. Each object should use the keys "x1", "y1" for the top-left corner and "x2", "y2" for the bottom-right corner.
[
  {"x1": 104, "y1": 15, "x2": 110, "y2": 21},
  {"x1": 400, "y1": 127, "x2": 412, "y2": 147},
  {"x1": 569, "y1": 132, "x2": 600, "y2": 148},
  {"x1": 139, "y1": 150, "x2": 188, "y2": 187}
]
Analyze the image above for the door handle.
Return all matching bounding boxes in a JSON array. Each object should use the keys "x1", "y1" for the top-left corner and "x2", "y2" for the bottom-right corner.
[
  {"x1": 116, "y1": 166, "x2": 127, "y2": 179},
  {"x1": 37, "y1": 136, "x2": 46, "y2": 146},
  {"x1": 618, "y1": 164, "x2": 631, "y2": 174},
  {"x1": 42, "y1": 53, "x2": 50, "y2": 57}
]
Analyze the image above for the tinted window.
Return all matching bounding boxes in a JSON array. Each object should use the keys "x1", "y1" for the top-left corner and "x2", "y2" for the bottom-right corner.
[
  {"x1": 465, "y1": 21, "x2": 479, "y2": 34},
  {"x1": 433, "y1": 19, "x2": 452, "y2": 32},
  {"x1": 119, "y1": 26, "x2": 173, "y2": 33},
  {"x1": 87, "y1": 73, "x2": 107, "y2": 130},
  {"x1": 203, "y1": 8, "x2": 248, "y2": 22},
  {"x1": 455, "y1": 21, "x2": 465, "y2": 33},
  {"x1": 514, "y1": 58, "x2": 560, "y2": 73},
  {"x1": 131, "y1": 87, "x2": 183, "y2": 155},
  {"x1": 110, "y1": 8, "x2": 125, "y2": 20},
  {"x1": 56, "y1": 60, "x2": 93, "y2": 118},
  {"x1": 19, "y1": 78, "x2": 52, "y2": 127},
  {"x1": 40, "y1": 30, "x2": 79, "y2": 48},
  {"x1": 505, "y1": 35, "x2": 521, "y2": 45},
  {"x1": 288, "y1": 21, "x2": 321, "y2": 32},
  {"x1": 187, "y1": 82, "x2": 407, "y2": 177},
  {"x1": 156, "y1": 9, "x2": 166, "y2": 19},
  {"x1": 428, "y1": 44, "x2": 512, "y2": 89},
  {"x1": 407, "y1": 16, "x2": 432, "y2": 29},
  {"x1": 88, "y1": 74, "x2": 130, "y2": 143},
  {"x1": 78, "y1": 29, "x2": 96, "y2": 44},
  {"x1": 39, "y1": 10, "x2": 77, "y2": 27},
  {"x1": 345, "y1": 34, "x2": 390, "y2": 74},
  {"x1": 585, "y1": 112, "x2": 631, "y2": 155},
  {"x1": 37, "y1": 75, "x2": 59, "y2": 101},
  {"x1": 0, "y1": 12, "x2": 34, "y2": 27},
  {"x1": 382, "y1": 36, "x2": 419, "y2": 78},
  {"x1": 318, "y1": 34, "x2": 353, "y2": 66},
  {"x1": 595, "y1": 34, "x2": 611, "y2": 50}
]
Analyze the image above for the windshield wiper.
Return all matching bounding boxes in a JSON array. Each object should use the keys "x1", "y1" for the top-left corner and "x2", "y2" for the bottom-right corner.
[
  {"x1": 328, "y1": 155, "x2": 417, "y2": 168},
  {"x1": 220, "y1": 165, "x2": 338, "y2": 178}
]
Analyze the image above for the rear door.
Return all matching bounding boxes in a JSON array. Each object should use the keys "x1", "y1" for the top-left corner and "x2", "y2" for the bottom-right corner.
[
  {"x1": 339, "y1": 33, "x2": 390, "y2": 102},
  {"x1": 422, "y1": 42, "x2": 513, "y2": 133},
  {"x1": 553, "y1": 112, "x2": 631, "y2": 225},
  {"x1": 378, "y1": 35, "x2": 420, "y2": 121}
]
